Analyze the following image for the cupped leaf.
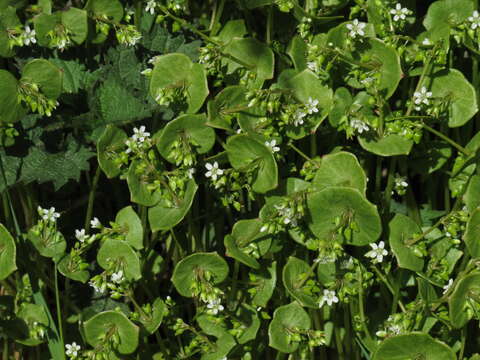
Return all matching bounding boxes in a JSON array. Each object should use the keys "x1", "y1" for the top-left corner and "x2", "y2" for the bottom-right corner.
[
  {"x1": 207, "y1": 85, "x2": 248, "y2": 130},
  {"x1": 126, "y1": 160, "x2": 162, "y2": 207},
  {"x1": 464, "y1": 174, "x2": 480, "y2": 212},
  {"x1": 115, "y1": 206, "x2": 143, "y2": 250},
  {"x1": 424, "y1": 0, "x2": 474, "y2": 31},
  {"x1": 0, "y1": 70, "x2": 25, "y2": 124},
  {"x1": 16, "y1": 304, "x2": 48, "y2": 346},
  {"x1": 57, "y1": 253, "x2": 89, "y2": 283},
  {"x1": 287, "y1": 35, "x2": 308, "y2": 71},
  {"x1": 373, "y1": 332, "x2": 455, "y2": 360},
  {"x1": 464, "y1": 208, "x2": 480, "y2": 258},
  {"x1": 282, "y1": 257, "x2": 318, "y2": 308},
  {"x1": 449, "y1": 273, "x2": 480, "y2": 328},
  {"x1": 307, "y1": 187, "x2": 382, "y2": 246},
  {"x1": 358, "y1": 133, "x2": 413, "y2": 156},
  {"x1": 61, "y1": 7, "x2": 88, "y2": 44},
  {"x1": 223, "y1": 37, "x2": 274, "y2": 81},
  {"x1": 139, "y1": 298, "x2": 166, "y2": 334},
  {"x1": 226, "y1": 134, "x2": 278, "y2": 193},
  {"x1": 27, "y1": 228, "x2": 66, "y2": 259},
  {"x1": 427, "y1": 69, "x2": 478, "y2": 127},
  {"x1": 156, "y1": 114, "x2": 215, "y2": 163},
  {"x1": 97, "y1": 126, "x2": 127, "y2": 178},
  {"x1": 200, "y1": 334, "x2": 236, "y2": 360},
  {"x1": 388, "y1": 214, "x2": 424, "y2": 272},
  {"x1": 21, "y1": 59, "x2": 63, "y2": 100},
  {"x1": 250, "y1": 261, "x2": 277, "y2": 307},
  {"x1": 0, "y1": 7, "x2": 20, "y2": 57},
  {"x1": 268, "y1": 302, "x2": 311, "y2": 353},
  {"x1": 32, "y1": 12, "x2": 60, "y2": 47},
  {"x1": 148, "y1": 179, "x2": 198, "y2": 231},
  {"x1": 84, "y1": 0, "x2": 124, "y2": 23},
  {"x1": 84, "y1": 311, "x2": 139, "y2": 354},
  {"x1": 97, "y1": 239, "x2": 141, "y2": 280},
  {"x1": 0, "y1": 224, "x2": 16, "y2": 280},
  {"x1": 329, "y1": 87, "x2": 353, "y2": 127},
  {"x1": 312, "y1": 151, "x2": 367, "y2": 195},
  {"x1": 149, "y1": 53, "x2": 208, "y2": 113},
  {"x1": 172, "y1": 252, "x2": 229, "y2": 297}
]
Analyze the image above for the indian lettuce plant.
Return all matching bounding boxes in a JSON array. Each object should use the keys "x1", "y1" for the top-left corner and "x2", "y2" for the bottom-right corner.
[{"x1": 3, "y1": 0, "x2": 480, "y2": 359}]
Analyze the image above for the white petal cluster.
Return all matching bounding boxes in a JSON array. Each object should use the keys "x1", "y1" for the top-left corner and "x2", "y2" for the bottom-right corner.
[
  {"x1": 65, "y1": 342, "x2": 81, "y2": 358},
  {"x1": 413, "y1": 86, "x2": 432, "y2": 111},
  {"x1": 90, "y1": 217, "x2": 101, "y2": 229},
  {"x1": 23, "y1": 25, "x2": 36, "y2": 46},
  {"x1": 132, "y1": 125, "x2": 150, "y2": 143},
  {"x1": 265, "y1": 139, "x2": 280, "y2": 153},
  {"x1": 38, "y1": 206, "x2": 60, "y2": 222},
  {"x1": 350, "y1": 119, "x2": 369, "y2": 134},
  {"x1": 390, "y1": 3, "x2": 409, "y2": 22},
  {"x1": 75, "y1": 229, "x2": 88, "y2": 243},
  {"x1": 145, "y1": 0, "x2": 156, "y2": 15},
  {"x1": 305, "y1": 97, "x2": 319, "y2": 115},
  {"x1": 442, "y1": 278, "x2": 453, "y2": 294},
  {"x1": 111, "y1": 270, "x2": 124, "y2": 284},
  {"x1": 346, "y1": 19, "x2": 366, "y2": 38},
  {"x1": 206, "y1": 299, "x2": 224, "y2": 315},
  {"x1": 468, "y1": 10, "x2": 480, "y2": 30},
  {"x1": 205, "y1": 161, "x2": 224, "y2": 181},
  {"x1": 318, "y1": 289, "x2": 339, "y2": 308},
  {"x1": 365, "y1": 241, "x2": 388, "y2": 263}
]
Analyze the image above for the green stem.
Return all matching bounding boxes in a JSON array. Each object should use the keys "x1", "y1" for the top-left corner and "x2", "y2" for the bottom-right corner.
[
  {"x1": 421, "y1": 123, "x2": 470, "y2": 156},
  {"x1": 288, "y1": 143, "x2": 316, "y2": 163},
  {"x1": 357, "y1": 270, "x2": 373, "y2": 342},
  {"x1": 84, "y1": 165, "x2": 101, "y2": 231},
  {"x1": 266, "y1": 5, "x2": 273, "y2": 45},
  {"x1": 54, "y1": 263, "x2": 64, "y2": 350},
  {"x1": 3, "y1": 338, "x2": 7, "y2": 360},
  {"x1": 372, "y1": 265, "x2": 406, "y2": 312}
]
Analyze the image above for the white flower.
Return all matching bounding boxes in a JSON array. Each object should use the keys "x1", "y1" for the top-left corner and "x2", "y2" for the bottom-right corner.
[
  {"x1": 23, "y1": 25, "x2": 36, "y2": 46},
  {"x1": 293, "y1": 110, "x2": 306, "y2": 126},
  {"x1": 75, "y1": 229, "x2": 87, "y2": 243},
  {"x1": 65, "y1": 342, "x2": 81, "y2": 357},
  {"x1": 187, "y1": 168, "x2": 196, "y2": 179},
  {"x1": 318, "y1": 289, "x2": 339, "y2": 307},
  {"x1": 350, "y1": 119, "x2": 369, "y2": 134},
  {"x1": 394, "y1": 176, "x2": 408, "y2": 188},
  {"x1": 443, "y1": 278, "x2": 453, "y2": 294},
  {"x1": 305, "y1": 97, "x2": 319, "y2": 115},
  {"x1": 56, "y1": 38, "x2": 70, "y2": 50},
  {"x1": 265, "y1": 139, "x2": 280, "y2": 153},
  {"x1": 132, "y1": 125, "x2": 150, "y2": 143},
  {"x1": 413, "y1": 86, "x2": 432, "y2": 110},
  {"x1": 145, "y1": 0, "x2": 156, "y2": 15},
  {"x1": 307, "y1": 61, "x2": 318, "y2": 72},
  {"x1": 89, "y1": 281, "x2": 105, "y2": 293},
  {"x1": 390, "y1": 3, "x2": 409, "y2": 22},
  {"x1": 422, "y1": 38, "x2": 432, "y2": 46},
  {"x1": 206, "y1": 299, "x2": 224, "y2": 315},
  {"x1": 141, "y1": 68, "x2": 152, "y2": 76},
  {"x1": 38, "y1": 206, "x2": 60, "y2": 222},
  {"x1": 346, "y1": 19, "x2": 366, "y2": 38},
  {"x1": 90, "y1": 217, "x2": 101, "y2": 229},
  {"x1": 365, "y1": 241, "x2": 388, "y2": 263},
  {"x1": 111, "y1": 270, "x2": 124, "y2": 284},
  {"x1": 274, "y1": 204, "x2": 299, "y2": 226},
  {"x1": 260, "y1": 224, "x2": 268, "y2": 233},
  {"x1": 469, "y1": 10, "x2": 480, "y2": 30},
  {"x1": 205, "y1": 161, "x2": 224, "y2": 181},
  {"x1": 125, "y1": 138, "x2": 135, "y2": 154}
]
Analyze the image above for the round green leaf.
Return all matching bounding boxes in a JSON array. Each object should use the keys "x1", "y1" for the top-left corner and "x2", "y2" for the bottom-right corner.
[
  {"x1": 61, "y1": 7, "x2": 88, "y2": 44},
  {"x1": 358, "y1": 133, "x2": 413, "y2": 156},
  {"x1": 388, "y1": 214, "x2": 424, "y2": 272},
  {"x1": 57, "y1": 253, "x2": 89, "y2": 283},
  {"x1": 282, "y1": 257, "x2": 318, "y2": 308},
  {"x1": 148, "y1": 179, "x2": 198, "y2": 231},
  {"x1": 17, "y1": 304, "x2": 48, "y2": 346},
  {"x1": 171, "y1": 252, "x2": 229, "y2": 298},
  {"x1": 32, "y1": 13, "x2": 60, "y2": 47},
  {"x1": 0, "y1": 224, "x2": 16, "y2": 280},
  {"x1": 27, "y1": 228, "x2": 66, "y2": 259},
  {"x1": 97, "y1": 239, "x2": 141, "y2": 280},
  {"x1": 250, "y1": 261, "x2": 277, "y2": 307},
  {"x1": 0, "y1": 70, "x2": 24, "y2": 124},
  {"x1": 223, "y1": 37, "x2": 274, "y2": 81},
  {"x1": 226, "y1": 134, "x2": 278, "y2": 193},
  {"x1": 200, "y1": 334, "x2": 236, "y2": 360},
  {"x1": 21, "y1": 59, "x2": 63, "y2": 100},
  {"x1": 373, "y1": 333, "x2": 455, "y2": 360},
  {"x1": 287, "y1": 35, "x2": 308, "y2": 71},
  {"x1": 84, "y1": 311, "x2": 139, "y2": 354},
  {"x1": 85, "y1": 0, "x2": 124, "y2": 23},
  {"x1": 207, "y1": 85, "x2": 247, "y2": 130},
  {"x1": 424, "y1": 0, "x2": 473, "y2": 30},
  {"x1": 449, "y1": 273, "x2": 480, "y2": 328},
  {"x1": 115, "y1": 206, "x2": 143, "y2": 250},
  {"x1": 427, "y1": 69, "x2": 478, "y2": 127},
  {"x1": 149, "y1": 53, "x2": 209, "y2": 113},
  {"x1": 97, "y1": 126, "x2": 127, "y2": 178},
  {"x1": 0, "y1": 7, "x2": 20, "y2": 57},
  {"x1": 464, "y1": 208, "x2": 480, "y2": 258},
  {"x1": 268, "y1": 302, "x2": 311, "y2": 353},
  {"x1": 126, "y1": 160, "x2": 162, "y2": 207},
  {"x1": 312, "y1": 151, "x2": 367, "y2": 195},
  {"x1": 329, "y1": 87, "x2": 353, "y2": 127},
  {"x1": 464, "y1": 174, "x2": 480, "y2": 212},
  {"x1": 156, "y1": 114, "x2": 215, "y2": 163},
  {"x1": 307, "y1": 187, "x2": 381, "y2": 246},
  {"x1": 139, "y1": 298, "x2": 166, "y2": 334}
]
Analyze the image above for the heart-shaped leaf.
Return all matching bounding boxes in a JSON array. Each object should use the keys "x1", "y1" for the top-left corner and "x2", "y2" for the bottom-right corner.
[
  {"x1": 115, "y1": 206, "x2": 143, "y2": 250},
  {"x1": 97, "y1": 239, "x2": 141, "y2": 280},
  {"x1": 282, "y1": 257, "x2": 318, "y2": 308},
  {"x1": 388, "y1": 214, "x2": 424, "y2": 272}
]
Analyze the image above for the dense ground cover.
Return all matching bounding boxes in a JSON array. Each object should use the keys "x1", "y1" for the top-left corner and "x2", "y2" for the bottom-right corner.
[{"x1": 2, "y1": 0, "x2": 480, "y2": 359}]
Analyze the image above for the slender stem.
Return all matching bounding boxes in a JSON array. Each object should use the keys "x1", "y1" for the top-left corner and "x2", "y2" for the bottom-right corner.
[
  {"x1": 84, "y1": 165, "x2": 101, "y2": 231},
  {"x1": 266, "y1": 6, "x2": 273, "y2": 45},
  {"x1": 357, "y1": 270, "x2": 373, "y2": 342},
  {"x1": 54, "y1": 263, "x2": 64, "y2": 349},
  {"x1": 372, "y1": 265, "x2": 406, "y2": 313},
  {"x1": 288, "y1": 143, "x2": 315, "y2": 163},
  {"x1": 3, "y1": 338, "x2": 7, "y2": 360},
  {"x1": 420, "y1": 123, "x2": 470, "y2": 156}
]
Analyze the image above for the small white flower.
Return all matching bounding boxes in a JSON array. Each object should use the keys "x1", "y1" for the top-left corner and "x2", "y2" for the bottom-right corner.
[
  {"x1": 346, "y1": 19, "x2": 366, "y2": 38},
  {"x1": 65, "y1": 342, "x2": 81, "y2": 357},
  {"x1": 89, "y1": 281, "x2": 105, "y2": 293},
  {"x1": 413, "y1": 86, "x2": 432, "y2": 110},
  {"x1": 111, "y1": 270, "x2": 124, "y2": 284},
  {"x1": 141, "y1": 68, "x2": 152, "y2": 76},
  {"x1": 132, "y1": 125, "x2": 150, "y2": 143},
  {"x1": 23, "y1": 25, "x2": 36, "y2": 46},
  {"x1": 365, "y1": 241, "x2": 388, "y2": 263},
  {"x1": 75, "y1": 229, "x2": 87, "y2": 243},
  {"x1": 350, "y1": 119, "x2": 369, "y2": 134},
  {"x1": 318, "y1": 289, "x2": 339, "y2": 307},
  {"x1": 125, "y1": 138, "x2": 135, "y2": 154},
  {"x1": 90, "y1": 217, "x2": 101, "y2": 229},
  {"x1": 422, "y1": 38, "x2": 432, "y2": 46},
  {"x1": 205, "y1": 161, "x2": 224, "y2": 181},
  {"x1": 305, "y1": 97, "x2": 319, "y2": 115},
  {"x1": 145, "y1": 0, "x2": 156, "y2": 15},
  {"x1": 390, "y1": 3, "x2": 409, "y2": 22},
  {"x1": 260, "y1": 225, "x2": 268, "y2": 233},
  {"x1": 293, "y1": 110, "x2": 306, "y2": 126},
  {"x1": 206, "y1": 299, "x2": 224, "y2": 315},
  {"x1": 394, "y1": 176, "x2": 408, "y2": 188},
  {"x1": 443, "y1": 278, "x2": 453, "y2": 294},
  {"x1": 468, "y1": 10, "x2": 480, "y2": 30},
  {"x1": 187, "y1": 168, "x2": 196, "y2": 179},
  {"x1": 265, "y1": 139, "x2": 280, "y2": 153},
  {"x1": 56, "y1": 38, "x2": 69, "y2": 50},
  {"x1": 38, "y1": 206, "x2": 60, "y2": 222},
  {"x1": 274, "y1": 204, "x2": 299, "y2": 226},
  {"x1": 307, "y1": 61, "x2": 318, "y2": 72}
]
